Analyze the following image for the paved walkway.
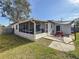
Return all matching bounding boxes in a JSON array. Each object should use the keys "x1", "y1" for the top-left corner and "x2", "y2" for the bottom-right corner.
[{"x1": 44, "y1": 35, "x2": 75, "y2": 52}]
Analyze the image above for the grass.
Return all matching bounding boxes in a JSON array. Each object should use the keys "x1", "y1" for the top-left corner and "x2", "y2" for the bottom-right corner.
[
  {"x1": 0, "y1": 33, "x2": 79, "y2": 59},
  {"x1": 0, "y1": 34, "x2": 32, "y2": 53},
  {"x1": 68, "y1": 33, "x2": 79, "y2": 59}
]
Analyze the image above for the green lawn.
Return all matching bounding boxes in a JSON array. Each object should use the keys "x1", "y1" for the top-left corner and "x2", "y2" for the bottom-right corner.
[
  {"x1": 68, "y1": 33, "x2": 79, "y2": 59},
  {"x1": 0, "y1": 34, "x2": 79, "y2": 59}
]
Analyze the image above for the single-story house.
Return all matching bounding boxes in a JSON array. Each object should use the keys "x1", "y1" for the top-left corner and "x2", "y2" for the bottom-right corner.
[{"x1": 11, "y1": 19, "x2": 74, "y2": 41}]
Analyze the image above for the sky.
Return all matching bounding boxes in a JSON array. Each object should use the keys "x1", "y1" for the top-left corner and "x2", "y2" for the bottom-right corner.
[
  {"x1": 0, "y1": 0, "x2": 79, "y2": 26},
  {"x1": 29, "y1": 0, "x2": 79, "y2": 20}
]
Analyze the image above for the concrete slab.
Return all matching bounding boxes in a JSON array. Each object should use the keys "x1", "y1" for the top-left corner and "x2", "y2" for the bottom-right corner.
[
  {"x1": 44, "y1": 35, "x2": 75, "y2": 52},
  {"x1": 49, "y1": 41, "x2": 75, "y2": 52}
]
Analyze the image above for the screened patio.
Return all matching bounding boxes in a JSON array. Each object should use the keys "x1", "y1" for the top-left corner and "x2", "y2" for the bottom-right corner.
[{"x1": 18, "y1": 20, "x2": 48, "y2": 35}]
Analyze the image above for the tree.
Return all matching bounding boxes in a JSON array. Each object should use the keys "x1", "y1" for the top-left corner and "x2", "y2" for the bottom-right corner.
[
  {"x1": 75, "y1": 18, "x2": 79, "y2": 28},
  {"x1": 0, "y1": 0, "x2": 31, "y2": 22},
  {"x1": 76, "y1": 21, "x2": 79, "y2": 27},
  {"x1": 73, "y1": 18, "x2": 79, "y2": 34}
]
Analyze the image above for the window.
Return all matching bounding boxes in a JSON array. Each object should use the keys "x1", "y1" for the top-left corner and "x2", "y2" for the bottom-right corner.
[
  {"x1": 36, "y1": 22, "x2": 45, "y2": 34},
  {"x1": 45, "y1": 24, "x2": 48, "y2": 32},
  {"x1": 19, "y1": 22, "x2": 34, "y2": 34},
  {"x1": 36, "y1": 24, "x2": 40, "y2": 31},
  {"x1": 56, "y1": 25, "x2": 60, "y2": 31},
  {"x1": 16, "y1": 25, "x2": 18, "y2": 30},
  {"x1": 19, "y1": 23, "x2": 26, "y2": 32}
]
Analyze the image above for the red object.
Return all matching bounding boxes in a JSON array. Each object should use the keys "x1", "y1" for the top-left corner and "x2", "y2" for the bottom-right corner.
[{"x1": 55, "y1": 31, "x2": 64, "y2": 37}]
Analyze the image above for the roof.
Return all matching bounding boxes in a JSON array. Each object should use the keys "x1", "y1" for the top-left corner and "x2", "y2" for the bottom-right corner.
[
  {"x1": 16, "y1": 19, "x2": 48, "y2": 24},
  {"x1": 9, "y1": 18, "x2": 74, "y2": 25},
  {"x1": 48, "y1": 20, "x2": 74, "y2": 24}
]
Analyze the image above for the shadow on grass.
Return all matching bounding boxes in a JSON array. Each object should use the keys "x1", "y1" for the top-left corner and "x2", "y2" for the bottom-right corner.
[
  {"x1": 0, "y1": 34, "x2": 33, "y2": 53},
  {"x1": 64, "y1": 52, "x2": 79, "y2": 59},
  {"x1": 68, "y1": 54, "x2": 79, "y2": 59}
]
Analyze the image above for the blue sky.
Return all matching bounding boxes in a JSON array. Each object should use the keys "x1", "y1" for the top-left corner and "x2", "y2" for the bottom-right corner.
[
  {"x1": 29, "y1": 0, "x2": 79, "y2": 20},
  {"x1": 0, "y1": 0, "x2": 79, "y2": 26}
]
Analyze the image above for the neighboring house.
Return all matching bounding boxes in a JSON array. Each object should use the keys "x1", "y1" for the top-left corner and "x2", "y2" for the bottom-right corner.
[{"x1": 11, "y1": 19, "x2": 74, "y2": 41}]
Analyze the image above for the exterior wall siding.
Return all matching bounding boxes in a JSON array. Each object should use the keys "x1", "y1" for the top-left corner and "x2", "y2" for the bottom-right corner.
[
  {"x1": 14, "y1": 23, "x2": 35, "y2": 41},
  {"x1": 35, "y1": 33, "x2": 48, "y2": 40},
  {"x1": 15, "y1": 31, "x2": 35, "y2": 41},
  {"x1": 48, "y1": 22, "x2": 55, "y2": 35},
  {"x1": 48, "y1": 23, "x2": 53, "y2": 35},
  {"x1": 14, "y1": 23, "x2": 48, "y2": 41},
  {"x1": 14, "y1": 30, "x2": 48, "y2": 41},
  {"x1": 54, "y1": 24, "x2": 71, "y2": 35},
  {"x1": 61, "y1": 24, "x2": 71, "y2": 35},
  {"x1": 48, "y1": 23, "x2": 72, "y2": 35},
  {"x1": 13, "y1": 22, "x2": 72, "y2": 41}
]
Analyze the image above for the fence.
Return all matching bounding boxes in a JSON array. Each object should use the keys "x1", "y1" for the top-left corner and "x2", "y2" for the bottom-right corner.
[{"x1": 0, "y1": 27, "x2": 14, "y2": 34}]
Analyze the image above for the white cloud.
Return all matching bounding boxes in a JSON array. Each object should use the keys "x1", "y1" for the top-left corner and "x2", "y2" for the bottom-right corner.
[
  {"x1": 68, "y1": 16, "x2": 79, "y2": 20},
  {"x1": 69, "y1": 0, "x2": 79, "y2": 5},
  {"x1": 67, "y1": 15, "x2": 79, "y2": 20},
  {"x1": 67, "y1": 13, "x2": 79, "y2": 20}
]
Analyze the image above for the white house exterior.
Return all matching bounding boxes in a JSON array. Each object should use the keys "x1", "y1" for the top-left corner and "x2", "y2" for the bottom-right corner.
[
  {"x1": 12, "y1": 20, "x2": 48, "y2": 41},
  {"x1": 48, "y1": 21, "x2": 73, "y2": 35},
  {"x1": 12, "y1": 19, "x2": 73, "y2": 41}
]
